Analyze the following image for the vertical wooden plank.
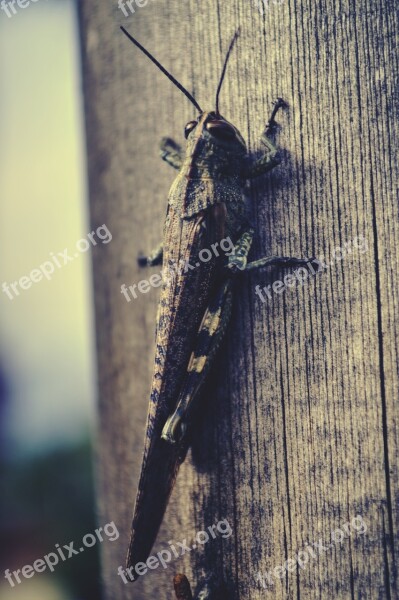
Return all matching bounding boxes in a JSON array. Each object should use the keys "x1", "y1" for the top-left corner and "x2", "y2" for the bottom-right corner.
[{"x1": 78, "y1": 1, "x2": 398, "y2": 598}]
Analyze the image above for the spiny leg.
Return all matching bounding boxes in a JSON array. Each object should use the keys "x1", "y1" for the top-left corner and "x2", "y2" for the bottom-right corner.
[
  {"x1": 245, "y1": 255, "x2": 317, "y2": 272},
  {"x1": 137, "y1": 242, "x2": 163, "y2": 267},
  {"x1": 225, "y1": 226, "x2": 316, "y2": 275},
  {"x1": 161, "y1": 279, "x2": 233, "y2": 444},
  {"x1": 245, "y1": 98, "x2": 287, "y2": 179},
  {"x1": 160, "y1": 136, "x2": 183, "y2": 169}
]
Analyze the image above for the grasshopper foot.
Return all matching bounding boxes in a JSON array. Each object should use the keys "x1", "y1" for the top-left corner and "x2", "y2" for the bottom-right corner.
[
  {"x1": 308, "y1": 257, "x2": 322, "y2": 272},
  {"x1": 265, "y1": 97, "x2": 288, "y2": 133},
  {"x1": 137, "y1": 254, "x2": 148, "y2": 267},
  {"x1": 138, "y1": 243, "x2": 163, "y2": 267}
]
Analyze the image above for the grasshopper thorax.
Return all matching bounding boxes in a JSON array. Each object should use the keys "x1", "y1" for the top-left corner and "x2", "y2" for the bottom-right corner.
[{"x1": 169, "y1": 111, "x2": 247, "y2": 217}]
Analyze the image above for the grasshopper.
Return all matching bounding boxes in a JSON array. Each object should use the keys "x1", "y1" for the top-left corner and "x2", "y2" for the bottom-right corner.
[{"x1": 120, "y1": 26, "x2": 315, "y2": 580}]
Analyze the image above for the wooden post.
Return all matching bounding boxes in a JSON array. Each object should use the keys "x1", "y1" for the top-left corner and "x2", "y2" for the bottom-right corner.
[{"x1": 79, "y1": 1, "x2": 398, "y2": 598}]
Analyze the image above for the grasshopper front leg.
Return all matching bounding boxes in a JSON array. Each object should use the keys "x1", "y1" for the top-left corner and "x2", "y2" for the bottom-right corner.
[
  {"x1": 244, "y1": 97, "x2": 287, "y2": 179},
  {"x1": 160, "y1": 137, "x2": 183, "y2": 170}
]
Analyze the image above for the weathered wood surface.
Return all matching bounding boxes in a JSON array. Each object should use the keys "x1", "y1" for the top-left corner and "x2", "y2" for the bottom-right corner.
[{"x1": 79, "y1": 1, "x2": 399, "y2": 598}]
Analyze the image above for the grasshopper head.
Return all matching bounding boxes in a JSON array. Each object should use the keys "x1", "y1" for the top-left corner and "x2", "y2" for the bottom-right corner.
[{"x1": 184, "y1": 111, "x2": 247, "y2": 152}]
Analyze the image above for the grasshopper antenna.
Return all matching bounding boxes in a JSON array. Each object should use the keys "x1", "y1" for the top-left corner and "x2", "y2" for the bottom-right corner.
[
  {"x1": 215, "y1": 28, "x2": 241, "y2": 115},
  {"x1": 120, "y1": 26, "x2": 203, "y2": 114}
]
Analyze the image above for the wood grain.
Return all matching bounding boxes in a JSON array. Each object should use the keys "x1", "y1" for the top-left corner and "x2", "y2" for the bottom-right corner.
[{"x1": 78, "y1": 1, "x2": 399, "y2": 598}]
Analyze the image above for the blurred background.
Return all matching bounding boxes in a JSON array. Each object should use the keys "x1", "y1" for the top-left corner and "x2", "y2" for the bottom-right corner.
[{"x1": 0, "y1": 1, "x2": 101, "y2": 598}]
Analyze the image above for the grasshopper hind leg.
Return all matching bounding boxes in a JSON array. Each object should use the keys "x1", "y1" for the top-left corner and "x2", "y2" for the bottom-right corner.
[{"x1": 162, "y1": 279, "x2": 233, "y2": 444}]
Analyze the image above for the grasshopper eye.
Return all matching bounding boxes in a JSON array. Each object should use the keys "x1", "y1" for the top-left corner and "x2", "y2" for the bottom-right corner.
[
  {"x1": 184, "y1": 120, "x2": 197, "y2": 138},
  {"x1": 206, "y1": 120, "x2": 236, "y2": 141}
]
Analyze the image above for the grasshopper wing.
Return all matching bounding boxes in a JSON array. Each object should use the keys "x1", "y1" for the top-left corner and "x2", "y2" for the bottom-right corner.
[{"x1": 127, "y1": 206, "x2": 226, "y2": 574}]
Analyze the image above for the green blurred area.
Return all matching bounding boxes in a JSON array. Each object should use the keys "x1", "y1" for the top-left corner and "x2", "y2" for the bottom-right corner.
[
  {"x1": 0, "y1": 1, "x2": 101, "y2": 598},
  {"x1": 0, "y1": 441, "x2": 101, "y2": 599}
]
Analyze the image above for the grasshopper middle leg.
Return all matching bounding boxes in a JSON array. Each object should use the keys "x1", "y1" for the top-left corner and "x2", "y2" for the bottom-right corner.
[
  {"x1": 245, "y1": 255, "x2": 316, "y2": 271},
  {"x1": 138, "y1": 242, "x2": 163, "y2": 267},
  {"x1": 226, "y1": 226, "x2": 315, "y2": 274}
]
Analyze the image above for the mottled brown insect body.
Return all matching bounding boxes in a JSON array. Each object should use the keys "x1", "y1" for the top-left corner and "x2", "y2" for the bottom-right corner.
[
  {"x1": 120, "y1": 27, "x2": 314, "y2": 583},
  {"x1": 127, "y1": 110, "x2": 249, "y2": 573}
]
